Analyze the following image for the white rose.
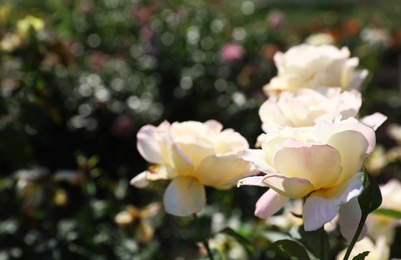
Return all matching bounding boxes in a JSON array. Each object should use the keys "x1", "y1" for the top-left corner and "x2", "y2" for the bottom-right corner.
[
  {"x1": 131, "y1": 120, "x2": 257, "y2": 216},
  {"x1": 238, "y1": 118, "x2": 378, "y2": 241},
  {"x1": 259, "y1": 87, "x2": 362, "y2": 132},
  {"x1": 264, "y1": 44, "x2": 368, "y2": 97}
]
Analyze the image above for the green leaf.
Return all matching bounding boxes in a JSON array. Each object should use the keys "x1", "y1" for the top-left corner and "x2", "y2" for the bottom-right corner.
[
  {"x1": 268, "y1": 239, "x2": 310, "y2": 260},
  {"x1": 372, "y1": 208, "x2": 401, "y2": 219},
  {"x1": 259, "y1": 230, "x2": 291, "y2": 243},
  {"x1": 88, "y1": 155, "x2": 101, "y2": 168},
  {"x1": 219, "y1": 227, "x2": 252, "y2": 254},
  {"x1": 289, "y1": 225, "x2": 329, "y2": 260},
  {"x1": 358, "y1": 171, "x2": 382, "y2": 215},
  {"x1": 352, "y1": 251, "x2": 370, "y2": 260}
]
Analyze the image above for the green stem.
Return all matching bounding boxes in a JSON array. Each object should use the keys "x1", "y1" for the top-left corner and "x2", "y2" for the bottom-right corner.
[
  {"x1": 319, "y1": 226, "x2": 326, "y2": 260},
  {"x1": 343, "y1": 213, "x2": 368, "y2": 260},
  {"x1": 193, "y1": 213, "x2": 214, "y2": 260}
]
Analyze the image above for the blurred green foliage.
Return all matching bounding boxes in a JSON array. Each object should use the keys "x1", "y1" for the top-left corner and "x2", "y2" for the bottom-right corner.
[{"x1": 1, "y1": 0, "x2": 401, "y2": 259}]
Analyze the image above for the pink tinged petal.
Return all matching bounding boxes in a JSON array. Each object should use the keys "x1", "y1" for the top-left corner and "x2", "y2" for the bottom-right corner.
[
  {"x1": 242, "y1": 149, "x2": 276, "y2": 174},
  {"x1": 255, "y1": 189, "x2": 289, "y2": 219},
  {"x1": 163, "y1": 177, "x2": 206, "y2": 216},
  {"x1": 197, "y1": 154, "x2": 256, "y2": 189},
  {"x1": 360, "y1": 112, "x2": 387, "y2": 131},
  {"x1": 262, "y1": 174, "x2": 315, "y2": 199},
  {"x1": 338, "y1": 197, "x2": 367, "y2": 243},
  {"x1": 137, "y1": 125, "x2": 166, "y2": 164},
  {"x1": 130, "y1": 171, "x2": 149, "y2": 188},
  {"x1": 303, "y1": 172, "x2": 363, "y2": 231},
  {"x1": 170, "y1": 143, "x2": 194, "y2": 177},
  {"x1": 310, "y1": 119, "x2": 376, "y2": 154},
  {"x1": 204, "y1": 120, "x2": 223, "y2": 133},
  {"x1": 273, "y1": 139, "x2": 343, "y2": 189}
]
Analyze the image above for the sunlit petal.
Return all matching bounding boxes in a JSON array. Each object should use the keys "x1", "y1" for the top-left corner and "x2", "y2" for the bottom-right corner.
[
  {"x1": 197, "y1": 154, "x2": 256, "y2": 189},
  {"x1": 163, "y1": 177, "x2": 206, "y2": 216},
  {"x1": 274, "y1": 138, "x2": 342, "y2": 189},
  {"x1": 255, "y1": 189, "x2": 289, "y2": 219},
  {"x1": 242, "y1": 149, "x2": 276, "y2": 174},
  {"x1": 262, "y1": 173, "x2": 315, "y2": 198},
  {"x1": 137, "y1": 125, "x2": 166, "y2": 164}
]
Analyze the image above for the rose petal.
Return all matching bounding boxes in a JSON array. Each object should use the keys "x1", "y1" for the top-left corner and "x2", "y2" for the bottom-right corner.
[
  {"x1": 172, "y1": 141, "x2": 214, "y2": 174},
  {"x1": 303, "y1": 172, "x2": 363, "y2": 231},
  {"x1": 130, "y1": 171, "x2": 149, "y2": 188},
  {"x1": 197, "y1": 154, "x2": 256, "y2": 189},
  {"x1": 163, "y1": 177, "x2": 206, "y2": 216},
  {"x1": 137, "y1": 125, "x2": 167, "y2": 164},
  {"x1": 146, "y1": 164, "x2": 178, "y2": 181},
  {"x1": 204, "y1": 120, "x2": 223, "y2": 133},
  {"x1": 242, "y1": 149, "x2": 276, "y2": 174},
  {"x1": 338, "y1": 197, "x2": 367, "y2": 243},
  {"x1": 327, "y1": 131, "x2": 370, "y2": 185},
  {"x1": 237, "y1": 176, "x2": 270, "y2": 188},
  {"x1": 360, "y1": 112, "x2": 387, "y2": 131},
  {"x1": 273, "y1": 139, "x2": 343, "y2": 189},
  {"x1": 262, "y1": 173, "x2": 315, "y2": 199},
  {"x1": 170, "y1": 143, "x2": 194, "y2": 177},
  {"x1": 309, "y1": 120, "x2": 375, "y2": 185},
  {"x1": 255, "y1": 189, "x2": 289, "y2": 219}
]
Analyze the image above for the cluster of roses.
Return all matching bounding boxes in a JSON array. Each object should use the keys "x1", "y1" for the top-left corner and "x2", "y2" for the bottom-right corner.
[{"x1": 131, "y1": 44, "x2": 387, "y2": 243}]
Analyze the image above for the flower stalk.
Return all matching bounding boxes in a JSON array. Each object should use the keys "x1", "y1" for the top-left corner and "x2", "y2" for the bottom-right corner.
[
  {"x1": 193, "y1": 213, "x2": 214, "y2": 260},
  {"x1": 342, "y1": 212, "x2": 368, "y2": 260}
]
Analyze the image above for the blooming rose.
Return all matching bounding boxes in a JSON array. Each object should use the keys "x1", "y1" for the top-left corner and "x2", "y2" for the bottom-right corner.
[
  {"x1": 131, "y1": 120, "x2": 256, "y2": 216},
  {"x1": 263, "y1": 44, "x2": 368, "y2": 97},
  {"x1": 366, "y1": 179, "x2": 401, "y2": 244},
  {"x1": 238, "y1": 117, "x2": 378, "y2": 241},
  {"x1": 259, "y1": 87, "x2": 362, "y2": 132}
]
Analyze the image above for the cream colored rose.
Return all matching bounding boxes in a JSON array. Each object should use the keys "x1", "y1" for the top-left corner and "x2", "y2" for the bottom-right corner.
[
  {"x1": 263, "y1": 44, "x2": 368, "y2": 97},
  {"x1": 131, "y1": 120, "x2": 256, "y2": 216},
  {"x1": 259, "y1": 87, "x2": 361, "y2": 132},
  {"x1": 238, "y1": 117, "x2": 378, "y2": 241}
]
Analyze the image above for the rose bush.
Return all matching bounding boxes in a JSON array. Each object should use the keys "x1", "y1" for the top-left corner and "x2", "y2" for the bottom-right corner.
[
  {"x1": 131, "y1": 120, "x2": 256, "y2": 216},
  {"x1": 238, "y1": 117, "x2": 379, "y2": 241},
  {"x1": 263, "y1": 44, "x2": 368, "y2": 97}
]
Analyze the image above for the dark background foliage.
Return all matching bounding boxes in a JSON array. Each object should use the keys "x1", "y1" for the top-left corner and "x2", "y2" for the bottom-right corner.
[{"x1": 1, "y1": 0, "x2": 401, "y2": 259}]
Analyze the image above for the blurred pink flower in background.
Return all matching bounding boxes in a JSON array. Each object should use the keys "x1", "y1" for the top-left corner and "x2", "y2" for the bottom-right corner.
[
  {"x1": 267, "y1": 10, "x2": 286, "y2": 28},
  {"x1": 111, "y1": 114, "x2": 135, "y2": 138},
  {"x1": 88, "y1": 51, "x2": 108, "y2": 71},
  {"x1": 220, "y1": 43, "x2": 245, "y2": 63}
]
